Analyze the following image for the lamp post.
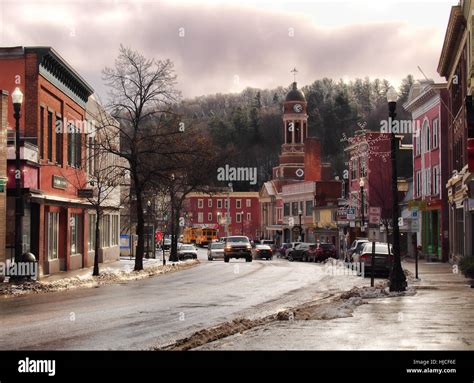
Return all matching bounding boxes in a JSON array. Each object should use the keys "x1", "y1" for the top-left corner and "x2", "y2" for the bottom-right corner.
[
  {"x1": 12, "y1": 87, "x2": 24, "y2": 263},
  {"x1": 146, "y1": 200, "x2": 152, "y2": 259},
  {"x1": 360, "y1": 177, "x2": 365, "y2": 233},
  {"x1": 387, "y1": 87, "x2": 407, "y2": 292},
  {"x1": 240, "y1": 211, "x2": 244, "y2": 235},
  {"x1": 298, "y1": 209, "x2": 303, "y2": 241},
  {"x1": 226, "y1": 182, "x2": 232, "y2": 237}
]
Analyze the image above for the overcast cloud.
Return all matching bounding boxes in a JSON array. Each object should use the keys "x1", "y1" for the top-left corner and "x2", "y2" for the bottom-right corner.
[{"x1": 0, "y1": 0, "x2": 453, "y2": 99}]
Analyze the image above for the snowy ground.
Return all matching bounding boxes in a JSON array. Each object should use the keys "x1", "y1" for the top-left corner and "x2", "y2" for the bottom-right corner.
[
  {"x1": 196, "y1": 261, "x2": 474, "y2": 350},
  {"x1": 0, "y1": 257, "x2": 199, "y2": 297}
]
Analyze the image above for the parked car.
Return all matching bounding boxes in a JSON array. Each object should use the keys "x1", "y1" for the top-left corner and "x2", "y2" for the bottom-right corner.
[
  {"x1": 177, "y1": 244, "x2": 198, "y2": 261},
  {"x1": 307, "y1": 242, "x2": 337, "y2": 262},
  {"x1": 207, "y1": 241, "x2": 225, "y2": 261},
  {"x1": 252, "y1": 243, "x2": 273, "y2": 260},
  {"x1": 287, "y1": 243, "x2": 313, "y2": 262},
  {"x1": 352, "y1": 242, "x2": 392, "y2": 275},
  {"x1": 258, "y1": 239, "x2": 277, "y2": 254},
  {"x1": 346, "y1": 238, "x2": 369, "y2": 262},
  {"x1": 224, "y1": 236, "x2": 252, "y2": 262},
  {"x1": 279, "y1": 242, "x2": 301, "y2": 258}
]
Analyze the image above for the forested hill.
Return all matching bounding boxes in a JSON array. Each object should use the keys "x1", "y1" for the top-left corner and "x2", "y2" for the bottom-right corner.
[{"x1": 177, "y1": 75, "x2": 415, "y2": 191}]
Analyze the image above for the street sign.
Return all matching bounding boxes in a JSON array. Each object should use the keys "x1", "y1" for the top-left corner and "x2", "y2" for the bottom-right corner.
[
  {"x1": 367, "y1": 228, "x2": 380, "y2": 241},
  {"x1": 347, "y1": 208, "x2": 356, "y2": 220},
  {"x1": 411, "y1": 209, "x2": 419, "y2": 219},
  {"x1": 368, "y1": 207, "x2": 381, "y2": 225}
]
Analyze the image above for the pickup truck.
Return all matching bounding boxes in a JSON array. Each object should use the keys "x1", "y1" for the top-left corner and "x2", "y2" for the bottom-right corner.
[{"x1": 224, "y1": 236, "x2": 252, "y2": 263}]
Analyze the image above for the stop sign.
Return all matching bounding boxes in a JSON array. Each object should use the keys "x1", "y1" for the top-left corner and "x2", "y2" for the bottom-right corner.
[{"x1": 155, "y1": 231, "x2": 163, "y2": 242}]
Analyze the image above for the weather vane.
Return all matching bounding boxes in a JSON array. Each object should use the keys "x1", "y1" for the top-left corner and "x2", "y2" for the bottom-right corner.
[{"x1": 291, "y1": 67, "x2": 298, "y2": 82}]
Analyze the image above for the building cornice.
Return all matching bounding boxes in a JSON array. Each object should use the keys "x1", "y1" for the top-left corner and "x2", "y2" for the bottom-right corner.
[{"x1": 438, "y1": 5, "x2": 465, "y2": 77}]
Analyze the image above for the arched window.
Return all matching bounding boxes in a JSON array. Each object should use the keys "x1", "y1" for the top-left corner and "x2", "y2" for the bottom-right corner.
[{"x1": 422, "y1": 120, "x2": 430, "y2": 152}]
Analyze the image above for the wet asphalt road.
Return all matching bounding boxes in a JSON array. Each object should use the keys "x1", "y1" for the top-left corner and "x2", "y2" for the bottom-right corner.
[{"x1": 0, "y1": 249, "x2": 364, "y2": 350}]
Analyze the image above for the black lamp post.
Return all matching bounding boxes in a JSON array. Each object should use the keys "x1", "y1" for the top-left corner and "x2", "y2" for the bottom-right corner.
[
  {"x1": 240, "y1": 211, "x2": 244, "y2": 235},
  {"x1": 12, "y1": 87, "x2": 24, "y2": 263},
  {"x1": 360, "y1": 177, "x2": 365, "y2": 233},
  {"x1": 146, "y1": 200, "x2": 152, "y2": 259},
  {"x1": 298, "y1": 209, "x2": 303, "y2": 241},
  {"x1": 387, "y1": 87, "x2": 407, "y2": 292}
]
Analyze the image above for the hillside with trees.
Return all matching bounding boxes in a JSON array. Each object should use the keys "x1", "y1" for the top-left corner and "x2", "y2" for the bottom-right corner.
[{"x1": 177, "y1": 75, "x2": 415, "y2": 191}]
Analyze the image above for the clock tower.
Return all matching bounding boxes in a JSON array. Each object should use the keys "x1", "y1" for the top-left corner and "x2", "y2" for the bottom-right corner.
[{"x1": 273, "y1": 80, "x2": 309, "y2": 180}]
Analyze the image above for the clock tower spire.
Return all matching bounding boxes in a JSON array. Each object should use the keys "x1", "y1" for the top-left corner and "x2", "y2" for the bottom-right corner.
[{"x1": 272, "y1": 74, "x2": 309, "y2": 180}]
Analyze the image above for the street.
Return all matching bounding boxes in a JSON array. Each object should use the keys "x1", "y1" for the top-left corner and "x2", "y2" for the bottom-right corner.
[{"x1": 0, "y1": 249, "x2": 366, "y2": 350}]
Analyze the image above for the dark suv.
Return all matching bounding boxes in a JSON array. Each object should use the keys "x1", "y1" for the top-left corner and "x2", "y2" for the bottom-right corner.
[{"x1": 224, "y1": 236, "x2": 252, "y2": 263}]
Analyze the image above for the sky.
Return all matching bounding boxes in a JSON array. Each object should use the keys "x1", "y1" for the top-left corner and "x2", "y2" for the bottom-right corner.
[{"x1": 0, "y1": 0, "x2": 455, "y2": 100}]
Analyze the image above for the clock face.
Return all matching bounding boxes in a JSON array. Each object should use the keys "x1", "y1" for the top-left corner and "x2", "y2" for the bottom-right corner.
[{"x1": 293, "y1": 103, "x2": 303, "y2": 113}]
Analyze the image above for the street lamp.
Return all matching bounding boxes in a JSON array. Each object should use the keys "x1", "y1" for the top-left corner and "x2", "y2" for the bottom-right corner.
[
  {"x1": 240, "y1": 211, "x2": 244, "y2": 235},
  {"x1": 360, "y1": 177, "x2": 365, "y2": 232},
  {"x1": 387, "y1": 87, "x2": 407, "y2": 292},
  {"x1": 146, "y1": 200, "x2": 152, "y2": 259},
  {"x1": 298, "y1": 208, "x2": 303, "y2": 241},
  {"x1": 12, "y1": 87, "x2": 24, "y2": 263}
]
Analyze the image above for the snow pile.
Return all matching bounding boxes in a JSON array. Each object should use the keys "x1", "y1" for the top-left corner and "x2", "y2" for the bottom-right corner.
[
  {"x1": 161, "y1": 316, "x2": 271, "y2": 351},
  {"x1": 341, "y1": 285, "x2": 416, "y2": 299},
  {"x1": 1, "y1": 259, "x2": 199, "y2": 297}
]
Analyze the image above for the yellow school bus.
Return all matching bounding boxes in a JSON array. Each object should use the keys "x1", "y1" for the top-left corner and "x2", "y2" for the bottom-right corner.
[
  {"x1": 183, "y1": 227, "x2": 198, "y2": 244},
  {"x1": 195, "y1": 228, "x2": 218, "y2": 246}
]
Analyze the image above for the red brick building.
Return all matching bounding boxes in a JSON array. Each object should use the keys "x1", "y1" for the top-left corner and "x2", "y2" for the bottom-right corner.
[
  {"x1": 404, "y1": 81, "x2": 450, "y2": 261},
  {"x1": 0, "y1": 46, "x2": 106, "y2": 276},
  {"x1": 438, "y1": 3, "x2": 474, "y2": 260},
  {"x1": 183, "y1": 192, "x2": 260, "y2": 239},
  {"x1": 344, "y1": 131, "x2": 393, "y2": 242},
  {"x1": 260, "y1": 81, "x2": 342, "y2": 245}
]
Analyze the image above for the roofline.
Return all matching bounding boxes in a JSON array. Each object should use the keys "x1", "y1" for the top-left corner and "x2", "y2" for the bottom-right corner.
[
  {"x1": 403, "y1": 83, "x2": 447, "y2": 111},
  {"x1": 25, "y1": 47, "x2": 94, "y2": 95},
  {"x1": 437, "y1": 5, "x2": 465, "y2": 77}
]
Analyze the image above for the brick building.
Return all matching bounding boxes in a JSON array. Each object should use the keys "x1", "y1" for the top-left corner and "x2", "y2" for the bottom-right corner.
[
  {"x1": 404, "y1": 80, "x2": 450, "y2": 261},
  {"x1": 343, "y1": 130, "x2": 412, "y2": 252},
  {"x1": 0, "y1": 46, "x2": 120, "y2": 277},
  {"x1": 183, "y1": 192, "x2": 260, "y2": 239},
  {"x1": 0, "y1": 91, "x2": 7, "y2": 269},
  {"x1": 259, "y1": 80, "x2": 342, "y2": 246},
  {"x1": 438, "y1": 3, "x2": 474, "y2": 261}
]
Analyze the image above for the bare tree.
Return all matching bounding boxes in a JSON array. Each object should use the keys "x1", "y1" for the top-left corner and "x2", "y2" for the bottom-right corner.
[
  {"x1": 101, "y1": 45, "x2": 180, "y2": 271},
  {"x1": 151, "y1": 128, "x2": 222, "y2": 262}
]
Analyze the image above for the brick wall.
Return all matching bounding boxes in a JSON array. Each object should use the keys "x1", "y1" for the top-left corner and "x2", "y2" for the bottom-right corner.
[{"x1": 0, "y1": 90, "x2": 8, "y2": 265}]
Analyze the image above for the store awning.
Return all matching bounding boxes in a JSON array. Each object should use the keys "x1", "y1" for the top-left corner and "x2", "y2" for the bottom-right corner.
[{"x1": 29, "y1": 192, "x2": 92, "y2": 207}]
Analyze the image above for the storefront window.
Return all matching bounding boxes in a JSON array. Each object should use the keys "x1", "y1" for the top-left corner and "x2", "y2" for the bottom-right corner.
[
  {"x1": 101, "y1": 215, "x2": 111, "y2": 248},
  {"x1": 70, "y1": 213, "x2": 83, "y2": 255},
  {"x1": 455, "y1": 208, "x2": 464, "y2": 256},
  {"x1": 88, "y1": 213, "x2": 96, "y2": 252},
  {"x1": 47, "y1": 212, "x2": 59, "y2": 260},
  {"x1": 111, "y1": 215, "x2": 119, "y2": 246}
]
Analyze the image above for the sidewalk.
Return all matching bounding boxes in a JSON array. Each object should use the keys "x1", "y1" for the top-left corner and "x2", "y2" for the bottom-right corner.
[
  {"x1": 199, "y1": 260, "x2": 474, "y2": 350},
  {"x1": 41, "y1": 254, "x2": 167, "y2": 283}
]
